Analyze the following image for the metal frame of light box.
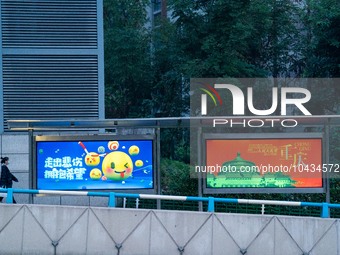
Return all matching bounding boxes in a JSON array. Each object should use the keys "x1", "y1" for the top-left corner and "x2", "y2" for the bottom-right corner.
[
  {"x1": 33, "y1": 134, "x2": 157, "y2": 194},
  {"x1": 201, "y1": 132, "x2": 326, "y2": 194}
]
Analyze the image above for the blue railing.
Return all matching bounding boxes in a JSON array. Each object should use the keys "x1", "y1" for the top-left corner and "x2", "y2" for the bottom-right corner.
[{"x1": 1, "y1": 188, "x2": 340, "y2": 218}]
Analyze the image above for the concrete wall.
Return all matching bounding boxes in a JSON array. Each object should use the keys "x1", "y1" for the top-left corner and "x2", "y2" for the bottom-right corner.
[{"x1": 0, "y1": 203, "x2": 339, "y2": 255}]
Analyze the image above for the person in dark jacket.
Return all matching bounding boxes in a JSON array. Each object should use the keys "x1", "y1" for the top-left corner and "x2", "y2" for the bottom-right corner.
[{"x1": 0, "y1": 157, "x2": 18, "y2": 203}]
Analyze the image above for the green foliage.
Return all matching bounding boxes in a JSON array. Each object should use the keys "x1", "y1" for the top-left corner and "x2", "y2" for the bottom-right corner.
[
  {"x1": 103, "y1": 0, "x2": 340, "y2": 118},
  {"x1": 159, "y1": 128, "x2": 190, "y2": 162},
  {"x1": 103, "y1": 0, "x2": 339, "y2": 118},
  {"x1": 148, "y1": 18, "x2": 189, "y2": 117},
  {"x1": 104, "y1": 0, "x2": 152, "y2": 118},
  {"x1": 160, "y1": 158, "x2": 198, "y2": 196},
  {"x1": 168, "y1": 0, "x2": 304, "y2": 78},
  {"x1": 301, "y1": 0, "x2": 340, "y2": 77},
  {"x1": 169, "y1": 0, "x2": 267, "y2": 78}
]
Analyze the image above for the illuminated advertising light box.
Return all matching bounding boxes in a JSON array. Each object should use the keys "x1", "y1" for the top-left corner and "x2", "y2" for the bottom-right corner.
[
  {"x1": 34, "y1": 135, "x2": 155, "y2": 191},
  {"x1": 202, "y1": 133, "x2": 324, "y2": 194}
]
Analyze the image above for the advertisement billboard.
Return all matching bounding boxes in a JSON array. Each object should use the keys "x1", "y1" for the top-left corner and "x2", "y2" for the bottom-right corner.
[
  {"x1": 202, "y1": 133, "x2": 324, "y2": 193},
  {"x1": 34, "y1": 135, "x2": 155, "y2": 191}
]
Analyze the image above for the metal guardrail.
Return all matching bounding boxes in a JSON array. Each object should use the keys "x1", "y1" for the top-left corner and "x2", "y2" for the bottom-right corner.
[{"x1": 1, "y1": 188, "x2": 340, "y2": 218}]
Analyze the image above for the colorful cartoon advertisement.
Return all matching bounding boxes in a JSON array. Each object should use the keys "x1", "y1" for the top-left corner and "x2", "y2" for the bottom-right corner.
[
  {"x1": 36, "y1": 139, "x2": 154, "y2": 190},
  {"x1": 205, "y1": 139, "x2": 323, "y2": 189}
]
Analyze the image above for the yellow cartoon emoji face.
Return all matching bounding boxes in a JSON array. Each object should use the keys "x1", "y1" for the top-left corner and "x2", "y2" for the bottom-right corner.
[
  {"x1": 128, "y1": 145, "x2": 139, "y2": 156},
  {"x1": 85, "y1": 152, "x2": 100, "y2": 166},
  {"x1": 102, "y1": 151, "x2": 133, "y2": 181},
  {"x1": 90, "y1": 168, "x2": 102, "y2": 180},
  {"x1": 135, "y1": 160, "x2": 143, "y2": 167}
]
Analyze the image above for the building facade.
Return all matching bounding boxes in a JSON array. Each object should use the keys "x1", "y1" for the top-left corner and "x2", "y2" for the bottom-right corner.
[{"x1": 0, "y1": 0, "x2": 105, "y2": 133}]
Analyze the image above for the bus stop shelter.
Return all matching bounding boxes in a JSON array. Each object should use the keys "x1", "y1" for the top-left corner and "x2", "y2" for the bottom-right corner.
[{"x1": 7, "y1": 115, "x2": 340, "y2": 209}]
